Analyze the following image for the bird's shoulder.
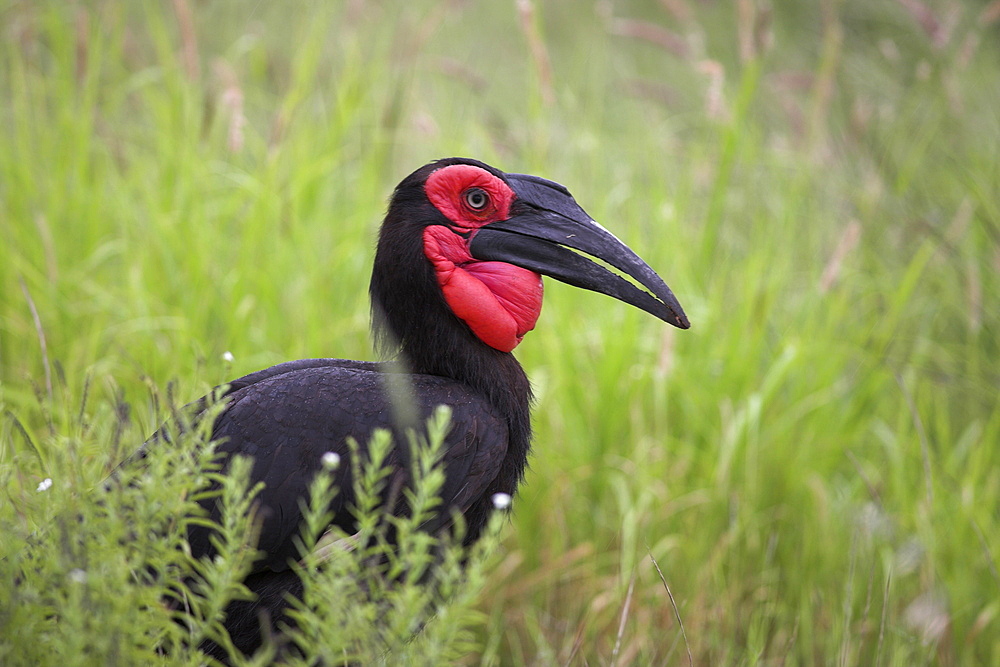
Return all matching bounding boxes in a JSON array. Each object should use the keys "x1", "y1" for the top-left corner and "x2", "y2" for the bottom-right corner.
[
  {"x1": 216, "y1": 358, "x2": 506, "y2": 441},
  {"x1": 195, "y1": 359, "x2": 511, "y2": 570}
]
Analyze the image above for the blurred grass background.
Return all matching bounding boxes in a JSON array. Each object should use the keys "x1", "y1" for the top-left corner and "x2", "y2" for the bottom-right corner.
[{"x1": 2, "y1": 0, "x2": 999, "y2": 664}]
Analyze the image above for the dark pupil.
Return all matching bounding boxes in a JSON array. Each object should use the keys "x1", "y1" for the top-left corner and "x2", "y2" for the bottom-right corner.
[{"x1": 466, "y1": 189, "x2": 487, "y2": 209}]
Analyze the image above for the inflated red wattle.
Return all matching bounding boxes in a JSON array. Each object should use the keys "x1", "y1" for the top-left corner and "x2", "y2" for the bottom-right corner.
[{"x1": 423, "y1": 226, "x2": 542, "y2": 352}]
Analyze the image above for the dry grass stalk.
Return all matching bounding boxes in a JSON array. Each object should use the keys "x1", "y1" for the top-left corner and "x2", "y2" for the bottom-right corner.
[
  {"x1": 819, "y1": 219, "x2": 861, "y2": 293},
  {"x1": 269, "y1": 111, "x2": 288, "y2": 153},
  {"x1": 849, "y1": 96, "x2": 873, "y2": 140},
  {"x1": 611, "y1": 19, "x2": 690, "y2": 60},
  {"x1": 657, "y1": 326, "x2": 675, "y2": 377},
  {"x1": 608, "y1": 572, "x2": 636, "y2": 667},
  {"x1": 737, "y1": 0, "x2": 774, "y2": 63},
  {"x1": 516, "y1": 0, "x2": 555, "y2": 107},
  {"x1": 74, "y1": 7, "x2": 88, "y2": 82},
  {"x1": 20, "y1": 278, "x2": 52, "y2": 402},
  {"x1": 737, "y1": 0, "x2": 755, "y2": 63},
  {"x1": 650, "y1": 550, "x2": 693, "y2": 667},
  {"x1": 956, "y1": 31, "x2": 980, "y2": 71},
  {"x1": 966, "y1": 262, "x2": 982, "y2": 333},
  {"x1": 564, "y1": 616, "x2": 588, "y2": 665},
  {"x1": 754, "y1": 3, "x2": 774, "y2": 58},
  {"x1": 213, "y1": 60, "x2": 246, "y2": 153},
  {"x1": 658, "y1": 0, "x2": 693, "y2": 23},
  {"x1": 171, "y1": 0, "x2": 199, "y2": 80},
  {"x1": 896, "y1": 0, "x2": 943, "y2": 42},
  {"x1": 839, "y1": 536, "x2": 856, "y2": 667},
  {"x1": 697, "y1": 59, "x2": 727, "y2": 121},
  {"x1": 980, "y1": 0, "x2": 1000, "y2": 25},
  {"x1": 896, "y1": 0, "x2": 963, "y2": 50},
  {"x1": 875, "y1": 571, "x2": 892, "y2": 667}
]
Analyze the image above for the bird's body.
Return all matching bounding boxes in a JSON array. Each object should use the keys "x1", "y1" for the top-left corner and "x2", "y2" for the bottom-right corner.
[
  {"x1": 189, "y1": 356, "x2": 524, "y2": 570},
  {"x1": 140, "y1": 158, "x2": 689, "y2": 659},
  {"x1": 186, "y1": 357, "x2": 527, "y2": 656}
]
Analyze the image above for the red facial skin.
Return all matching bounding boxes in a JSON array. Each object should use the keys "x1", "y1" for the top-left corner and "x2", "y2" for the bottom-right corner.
[{"x1": 423, "y1": 165, "x2": 543, "y2": 352}]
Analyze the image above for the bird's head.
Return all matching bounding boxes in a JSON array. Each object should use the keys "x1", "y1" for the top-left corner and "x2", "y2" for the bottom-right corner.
[{"x1": 371, "y1": 157, "x2": 689, "y2": 356}]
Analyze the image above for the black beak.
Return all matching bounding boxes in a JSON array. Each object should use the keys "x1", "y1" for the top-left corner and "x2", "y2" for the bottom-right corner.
[{"x1": 468, "y1": 173, "x2": 690, "y2": 329}]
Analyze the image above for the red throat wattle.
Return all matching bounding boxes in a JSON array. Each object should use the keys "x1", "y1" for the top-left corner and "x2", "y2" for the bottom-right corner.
[{"x1": 422, "y1": 165, "x2": 544, "y2": 352}]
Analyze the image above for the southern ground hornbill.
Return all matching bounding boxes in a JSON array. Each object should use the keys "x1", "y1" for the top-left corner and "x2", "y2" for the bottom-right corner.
[{"x1": 143, "y1": 157, "x2": 689, "y2": 657}]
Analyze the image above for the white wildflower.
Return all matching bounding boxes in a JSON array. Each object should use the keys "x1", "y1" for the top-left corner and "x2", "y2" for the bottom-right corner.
[
  {"x1": 36, "y1": 478, "x2": 53, "y2": 492},
  {"x1": 221, "y1": 351, "x2": 235, "y2": 363},
  {"x1": 491, "y1": 492, "x2": 512, "y2": 510},
  {"x1": 321, "y1": 452, "x2": 341, "y2": 470}
]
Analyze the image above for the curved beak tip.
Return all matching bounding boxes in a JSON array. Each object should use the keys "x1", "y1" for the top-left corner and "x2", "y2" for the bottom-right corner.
[{"x1": 478, "y1": 171, "x2": 693, "y2": 331}]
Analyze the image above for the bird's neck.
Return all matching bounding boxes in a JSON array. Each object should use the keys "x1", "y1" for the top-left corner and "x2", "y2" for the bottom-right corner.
[
  {"x1": 407, "y1": 329, "x2": 533, "y2": 425},
  {"x1": 369, "y1": 238, "x2": 534, "y2": 492},
  {"x1": 373, "y1": 292, "x2": 534, "y2": 430}
]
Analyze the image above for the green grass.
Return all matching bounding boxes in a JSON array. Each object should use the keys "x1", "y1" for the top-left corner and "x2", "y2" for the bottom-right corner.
[{"x1": 2, "y1": 0, "x2": 999, "y2": 664}]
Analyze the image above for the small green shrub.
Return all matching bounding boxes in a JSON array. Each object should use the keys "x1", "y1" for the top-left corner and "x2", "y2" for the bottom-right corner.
[
  {"x1": 282, "y1": 406, "x2": 498, "y2": 666},
  {"x1": 1, "y1": 399, "x2": 500, "y2": 666}
]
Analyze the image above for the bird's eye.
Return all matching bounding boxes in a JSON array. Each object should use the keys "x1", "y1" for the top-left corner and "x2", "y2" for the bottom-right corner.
[{"x1": 463, "y1": 188, "x2": 490, "y2": 211}]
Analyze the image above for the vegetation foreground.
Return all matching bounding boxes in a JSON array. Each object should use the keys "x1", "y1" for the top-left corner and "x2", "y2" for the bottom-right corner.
[{"x1": 2, "y1": 1, "x2": 998, "y2": 664}]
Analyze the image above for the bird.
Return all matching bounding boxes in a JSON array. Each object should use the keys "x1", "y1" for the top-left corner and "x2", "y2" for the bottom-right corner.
[{"x1": 141, "y1": 157, "x2": 690, "y2": 658}]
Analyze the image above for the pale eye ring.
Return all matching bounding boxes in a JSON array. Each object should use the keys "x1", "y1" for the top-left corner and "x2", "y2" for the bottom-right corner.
[{"x1": 463, "y1": 187, "x2": 490, "y2": 211}]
